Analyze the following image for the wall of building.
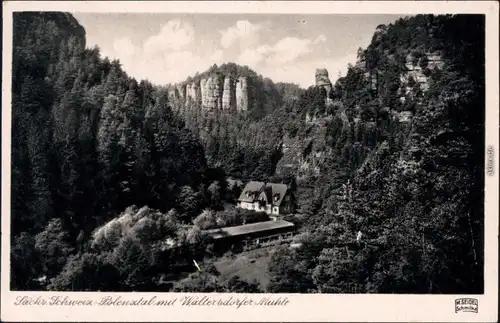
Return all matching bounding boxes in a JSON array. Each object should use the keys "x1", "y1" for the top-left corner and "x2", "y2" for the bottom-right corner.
[
  {"x1": 238, "y1": 201, "x2": 254, "y2": 210},
  {"x1": 237, "y1": 202, "x2": 284, "y2": 215},
  {"x1": 244, "y1": 231, "x2": 294, "y2": 250},
  {"x1": 237, "y1": 202, "x2": 293, "y2": 215},
  {"x1": 254, "y1": 201, "x2": 266, "y2": 212}
]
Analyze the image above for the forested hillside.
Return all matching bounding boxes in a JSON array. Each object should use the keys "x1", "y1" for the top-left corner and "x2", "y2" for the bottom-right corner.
[
  {"x1": 266, "y1": 14, "x2": 485, "y2": 294},
  {"x1": 10, "y1": 13, "x2": 484, "y2": 294},
  {"x1": 11, "y1": 12, "x2": 220, "y2": 291},
  {"x1": 168, "y1": 63, "x2": 303, "y2": 181}
]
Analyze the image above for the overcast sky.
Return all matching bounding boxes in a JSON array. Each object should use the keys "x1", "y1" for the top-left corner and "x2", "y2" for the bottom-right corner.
[{"x1": 73, "y1": 13, "x2": 403, "y2": 88}]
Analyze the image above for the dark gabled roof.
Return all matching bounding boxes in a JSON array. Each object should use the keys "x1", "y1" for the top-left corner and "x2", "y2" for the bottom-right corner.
[
  {"x1": 204, "y1": 220, "x2": 295, "y2": 239},
  {"x1": 260, "y1": 186, "x2": 272, "y2": 203},
  {"x1": 237, "y1": 181, "x2": 265, "y2": 202},
  {"x1": 265, "y1": 183, "x2": 288, "y2": 207},
  {"x1": 237, "y1": 181, "x2": 289, "y2": 206}
]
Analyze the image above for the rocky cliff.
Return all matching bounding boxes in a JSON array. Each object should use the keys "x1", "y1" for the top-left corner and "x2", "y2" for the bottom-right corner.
[
  {"x1": 178, "y1": 85, "x2": 185, "y2": 99},
  {"x1": 277, "y1": 27, "x2": 448, "y2": 179},
  {"x1": 169, "y1": 75, "x2": 249, "y2": 111},
  {"x1": 166, "y1": 63, "x2": 284, "y2": 115},
  {"x1": 399, "y1": 52, "x2": 444, "y2": 94},
  {"x1": 168, "y1": 71, "x2": 250, "y2": 112},
  {"x1": 186, "y1": 82, "x2": 200, "y2": 104},
  {"x1": 276, "y1": 119, "x2": 332, "y2": 179}
]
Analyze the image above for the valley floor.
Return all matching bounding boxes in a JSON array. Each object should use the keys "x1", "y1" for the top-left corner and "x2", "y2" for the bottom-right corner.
[{"x1": 212, "y1": 247, "x2": 276, "y2": 290}]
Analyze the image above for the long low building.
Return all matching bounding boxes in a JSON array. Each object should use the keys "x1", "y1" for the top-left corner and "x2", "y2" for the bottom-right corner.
[{"x1": 204, "y1": 220, "x2": 295, "y2": 250}]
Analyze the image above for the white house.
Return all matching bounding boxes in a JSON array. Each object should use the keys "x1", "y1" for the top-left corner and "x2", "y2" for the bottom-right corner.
[{"x1": 236, "y1": 181, "x2": 293, "y2": 219}]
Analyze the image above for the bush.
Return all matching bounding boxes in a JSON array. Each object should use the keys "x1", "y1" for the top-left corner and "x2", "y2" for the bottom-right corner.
[{"x1": 239, "y1": 210, "x2": 270, "y2": 224}]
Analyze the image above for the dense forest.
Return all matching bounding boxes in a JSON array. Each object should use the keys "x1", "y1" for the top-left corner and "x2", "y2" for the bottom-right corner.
[
  {"x1": 10, "y1": 12, "x2": 484, "y2": 294},
  {"x1": 266, "y1": 15, "x2": 485, "y2": 294}
]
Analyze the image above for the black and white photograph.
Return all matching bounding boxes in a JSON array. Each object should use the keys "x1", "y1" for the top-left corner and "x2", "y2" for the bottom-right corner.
[{"x1": 1, "y1": 1, "x2": 498, "y2": 322}]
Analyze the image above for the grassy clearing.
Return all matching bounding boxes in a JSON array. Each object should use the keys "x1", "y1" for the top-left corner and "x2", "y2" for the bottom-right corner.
[{"x1": 213, "y1": 247, "x2": 277, "y2": 290}]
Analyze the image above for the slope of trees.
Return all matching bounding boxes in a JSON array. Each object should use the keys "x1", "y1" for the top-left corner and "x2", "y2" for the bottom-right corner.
[
  {"x1": 10, "y1": 12, "x2": 213, "y2": 290},
  {"x1": 267, "y1": 14, "x2": 485, "y2": 294}
]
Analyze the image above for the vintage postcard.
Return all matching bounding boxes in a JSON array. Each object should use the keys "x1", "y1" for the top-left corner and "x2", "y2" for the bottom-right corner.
[{"x1": 1, "y1": 1, "x2": 498, "y2": 322}]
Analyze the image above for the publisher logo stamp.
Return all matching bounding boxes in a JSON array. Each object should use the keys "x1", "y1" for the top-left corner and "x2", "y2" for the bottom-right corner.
[{"x1": 455, "y1": 298, "x2": 478, "y2": 313}]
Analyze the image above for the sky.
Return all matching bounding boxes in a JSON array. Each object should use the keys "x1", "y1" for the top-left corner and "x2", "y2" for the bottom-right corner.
[{"x1": 73, "y1": 13, "x2": 403, "y2": 88}]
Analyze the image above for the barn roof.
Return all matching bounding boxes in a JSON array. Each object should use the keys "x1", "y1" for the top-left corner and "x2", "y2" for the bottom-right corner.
[
  {"x1": 237, "y1": 181, "x2": 265, "y2": 202},
  {"x1": 265, "y1": 183, "x2": 288, "y2": 207},
  {"x1": 204, "y1": 220, "x2": 295, "y2": 239}
]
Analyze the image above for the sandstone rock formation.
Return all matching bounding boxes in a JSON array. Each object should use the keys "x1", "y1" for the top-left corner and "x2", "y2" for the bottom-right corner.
[
  {"x1": 176, "y1": 84, "x2": 185, "y2": 100},
  {"x1": 167, "y1": 87, "x2": 176, "y2": 100},
  {"x1": 200, "y1": 78, "x2": 207, "y2": 105},
  {"x1": 222, "y1": 76, "x2": 236, "y2": 110},
  {"x1": 401, "y1": 52, "x2": 443, "y2": 93},
  {"x1": 315, "y1": 68, "x2": 333, "y2": 104},
  {"x1": 236, "y1": 76, "x2": 248, "y2": 111},
  {"x1": 200, "y1": 75, "x2": 224, "y2": 110},
  {"x1": 185, "y1": 82, "x2": 200, "y2": 106},
  {"x1": 170, "y1": 70, "x2": 250, "y2": 112},
  {"x1": 315, "y1": 68, "x2": 331, "y2": 89}
]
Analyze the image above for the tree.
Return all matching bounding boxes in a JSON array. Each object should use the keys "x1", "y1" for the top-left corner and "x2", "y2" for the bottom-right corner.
[
  {"x1": 121, "y1": 87, "x2": 143, "y2": 130},
  {"x1": 35, "y1": 218, "x2": 74, "y2": 279},
  {"x1": 267, "y1": 247, "x2": 301, "y2": 293},
  {"x1": 96, "y1": 95, "x2": 122, "y2": 211},
  {"x1": 224, "y1": 275, "x2": 262, "y2": 293},
  {"x1": 177, "y1": 186, "x2": 202, "y2": 220},
  {"x1": 193, "y1": 209, "x2": 217, "y2": 230},
  {"x1": 48, "y1": 253, "x2": 121, "y2": 291},
  {"x1": 172, "y1": 271, "x2": 221, "y2": 292},
  {"x1": 11, "y1": 233, "x2": 42, "y2": 290},
  {"x1": 25, "y1": 110, "x2": 53, "y2": 232},
  {"x1": 132, "y1": 216, "x2": 158, "y2": 245},
  {"x1": 207, "y1": 181, "x2": 223, "y2": 210},
  {"x1": 110, "y1": 235, "x2": 153, "y2": 290}
]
